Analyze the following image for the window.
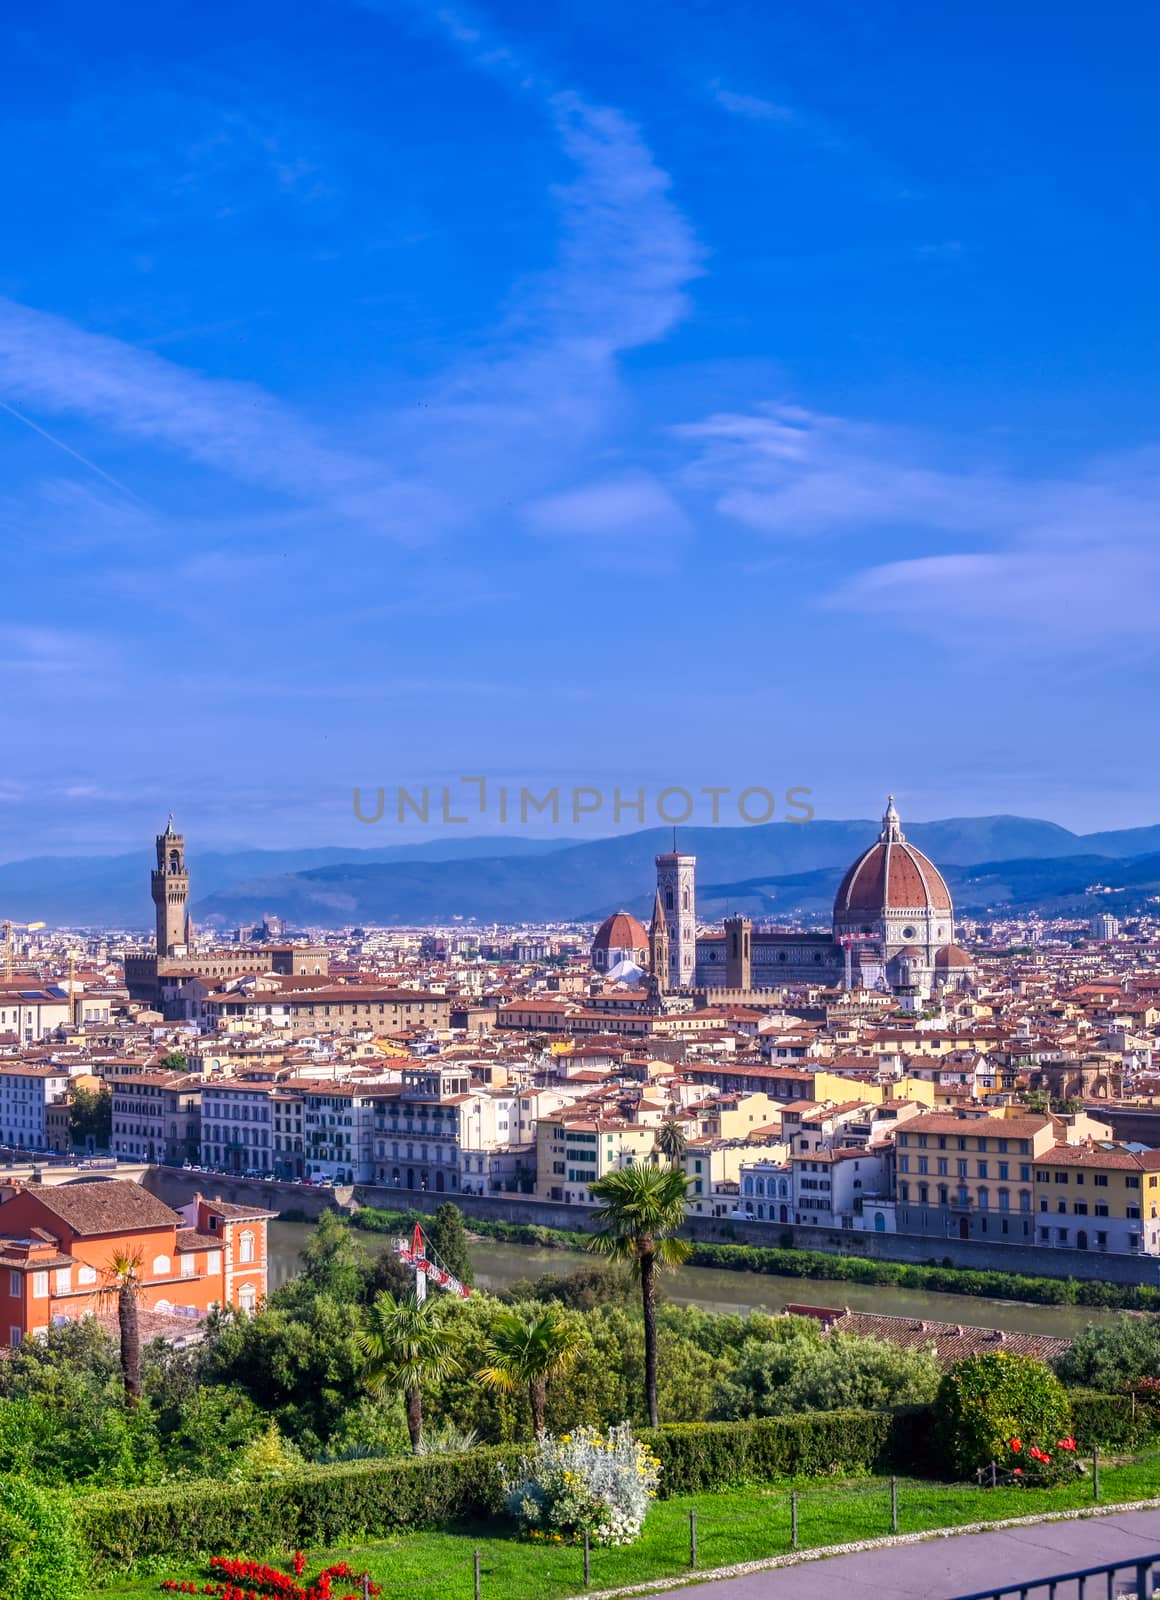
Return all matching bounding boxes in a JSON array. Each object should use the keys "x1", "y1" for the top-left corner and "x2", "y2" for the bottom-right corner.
[
  {"x1": 181, "y1": 1254, "x2": 196, "y2": 1278},
  {"x1": 31, "y1": 1272, "x2": 47, "y2": 1299},
  {"x1": 1095, "y1": 1175, "x2": 1109, "y2": 1188},
  {"x1": 77, "y1": 1265, "x2": 95, "y2": 1286},
  {"x1": 54, "y1": 1268, "x2": 70, "y2": 1294},
  {"x1": 152, "y1": 1255, "x2": 171, "y2": 1276},
  {"x1": 237, "y1": 1284, "x2": 257, "y2": 1314},
  {"x1": 239, "y1": 1232, "x2": 255, "y2": 1264}
]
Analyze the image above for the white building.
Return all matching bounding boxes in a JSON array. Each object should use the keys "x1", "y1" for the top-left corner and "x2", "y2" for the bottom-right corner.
[
  {"x1": 0, "y1": 1065, "x2": 71, "y2": 1151},
  {"x1": 0, "y1": 989, "x2": 70, "y2": 1045}
]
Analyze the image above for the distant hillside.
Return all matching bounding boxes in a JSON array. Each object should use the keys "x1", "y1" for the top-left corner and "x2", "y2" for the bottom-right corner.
[
  {"x1": 188, "y1": 816, "x2": 1160, "y2": 929},
  {"x1": 0, "y1": 836, "x2": 568, "y2": 926},
  {"x1": 692, "y1": 853, "x2": 1160, "y2": 922},
  {"x1": 8, "y1": 814, "x2": 1160, "y2": 929}
]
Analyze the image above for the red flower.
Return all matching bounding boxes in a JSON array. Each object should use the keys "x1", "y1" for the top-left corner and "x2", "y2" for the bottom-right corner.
[
  {"x1": 1010, "y1": 1438, "x2": 1022, "y2": 1452},
  {"x1": 1058, "y1": 1437, "x2": 1076, "y2": 1451},
  {"x1": 1013, "y1": 1467, "x2": 1023, "y2": 1476}
]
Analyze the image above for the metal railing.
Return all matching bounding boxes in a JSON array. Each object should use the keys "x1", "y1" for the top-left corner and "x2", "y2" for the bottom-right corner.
[{"x1": 946, "y1": 1551, "x2": 1160, "y2": 1599}]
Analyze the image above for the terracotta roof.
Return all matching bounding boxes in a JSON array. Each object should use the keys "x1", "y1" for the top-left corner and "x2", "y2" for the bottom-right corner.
[
  {"x1": 200, "y1": 1198, "x2": 278, "y2": 1220},
  {"x1": 820, "y1": 1307, "x2": 1071, "y2": 1369},
  {"x1": 21, "y1": 1180, "x2": 181, "y2": 1234}
]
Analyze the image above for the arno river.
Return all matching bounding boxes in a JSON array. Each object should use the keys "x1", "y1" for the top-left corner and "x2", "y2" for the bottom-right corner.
[{"x1": 267, "y1": 1220, "x2": 1127, "y2": 1339}]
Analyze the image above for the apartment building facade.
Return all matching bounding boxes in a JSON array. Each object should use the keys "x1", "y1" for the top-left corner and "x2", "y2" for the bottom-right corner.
[
  {"x1": 0, "y1": 1181, "x2": 274, "y2": 1345},
  {"x1": 110, "y1": 1071, "x2": 201, "y2": 1164},
  {"x1": 0, "y1": 1065, "x2": 71, "y2": 1151}
]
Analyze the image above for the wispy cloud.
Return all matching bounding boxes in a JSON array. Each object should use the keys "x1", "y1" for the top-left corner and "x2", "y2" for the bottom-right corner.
[
  {"x1": 0, "y1": 296, "x2": 449, "y2": 540},
  {"x1": 708, "y1": 78, "x2": 914, "y2": 199},
  {"x1": 710, "y1": 84, "x2": 793, "y2": 123},
  {"x1": 371, "y1": 0, "x2": 703, "y2": 496},
  {"x1": 678, "y1": 402, "x2": 1160, "y2": 651},
  {"x1": 0, "y1": 7, "x2": 701, "y2": 555},
  {"x1": 526, "y1": 472, "x2": 690, "y2": 540}
]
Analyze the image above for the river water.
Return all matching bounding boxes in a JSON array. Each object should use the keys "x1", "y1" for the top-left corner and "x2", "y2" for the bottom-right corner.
[{"x1": 267, "y1": 1221, "x2": 1125, "y2": 1339}]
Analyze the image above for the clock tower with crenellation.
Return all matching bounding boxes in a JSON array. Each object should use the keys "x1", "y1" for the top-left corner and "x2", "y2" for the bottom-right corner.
[{"x1": 151, "y1": 816, "x2": 191, "y2": 957}]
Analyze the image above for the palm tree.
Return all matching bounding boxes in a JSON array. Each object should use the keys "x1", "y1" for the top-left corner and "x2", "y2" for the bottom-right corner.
[
  {"x1": 98, "y1": 1250, "x2": 145, "y2": 1407},
  {"x1": 655, "y1": 1119, "x2": 688, "y2": 1165},
  {"x1": 477, "y1": 1307, "x2": 584, "y2": 1436},
  {"x1": 358, "y1": 1291, "x2": 460, "y2": 1453},
  {"x1": 587, "y1": 1164, "x2": 691, "y2": 1427}
]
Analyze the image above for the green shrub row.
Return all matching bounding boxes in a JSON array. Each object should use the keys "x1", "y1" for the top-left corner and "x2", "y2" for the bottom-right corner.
[
  {"x1": 74, "y1": 1411, "x2": 920, "y2": 1571},
  {"x1": 69, "y1": 1395, "x2": 1159, "y2": 1573},
  {"x1": 1070, "y1": 1390, "x2": 1160, "y2": 1449},
  {"x1": 74, "y1": 1446, "x2": 520, "y2": 1573},
  {"x1": 348, "y1": 1204, "x2": 1160, "y2": 1312},
  {"x1": 645, "y1": 1408, "x2": 934, "y2": 1494}
]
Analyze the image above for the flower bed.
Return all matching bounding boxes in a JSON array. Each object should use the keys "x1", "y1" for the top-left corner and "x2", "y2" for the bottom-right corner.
[
  {"x1": 159, "y1": 1552, "x2": 382, "y2": 1600},
  {"x1": 505, "y1": 1424, "x2": 660, "y2": 1546}
]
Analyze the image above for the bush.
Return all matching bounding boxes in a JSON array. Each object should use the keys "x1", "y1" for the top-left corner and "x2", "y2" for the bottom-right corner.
[
  {"x1": 1070, "y1": 1390, "x2": 1160, "y2": 1450},
  {"x1": 643, "y1": 1410, "x2": 912, "y2": 1492},
  {"x1": 935, "y1": 1354, "x2": 1072, "y2": 1477},
  {"x1": 505, "y1": 1424, "x2": 660, "y2": 1545},
  {"x1": 75, "y1": 1448, "x2": 519, "y2": 1572},
  {"x1": 1056, "y1": 1319, "x2": 1160, "y2": 1391},
  {"x1": 0, "y1": 1474, "x2": 88, "y2": 1600},
  {"x1": 75, "y1": 1410, "x2": 917, "y2": 1569}
]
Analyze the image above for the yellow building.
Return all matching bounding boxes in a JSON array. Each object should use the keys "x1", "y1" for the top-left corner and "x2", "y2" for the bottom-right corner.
[
  {"x1": 535, "y1": 1112, "x2": 655, "y2": 1205},
  {"x1": 1033, "y1": 1143, "x2": 1160, "y2": 1255},
  {"x1": 895, "y1": 1112, "x2": 1056, "y2": 1243}
]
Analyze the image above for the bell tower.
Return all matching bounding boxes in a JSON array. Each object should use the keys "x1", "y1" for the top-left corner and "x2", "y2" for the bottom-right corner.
[
  {"x1": 654, "y1": 844, "x2": 696, "y2": 990},
  {"x1": 152, "y1": 816, "x2": 190, "y2": 957}
]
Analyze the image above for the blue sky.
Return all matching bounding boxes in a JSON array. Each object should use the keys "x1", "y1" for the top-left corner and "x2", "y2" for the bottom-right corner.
[{"x1": 3, "y1": 0, "x2": 1160, "y2": 857}]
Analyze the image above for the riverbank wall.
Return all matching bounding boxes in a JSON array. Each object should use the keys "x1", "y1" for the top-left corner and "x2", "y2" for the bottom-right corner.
[{"x1": 140, "y1": 1170, "x2": 1160, "y2": 1287}]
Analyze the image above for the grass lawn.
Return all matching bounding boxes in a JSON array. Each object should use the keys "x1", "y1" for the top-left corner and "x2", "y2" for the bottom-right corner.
[{"x1": 96, "y1": 1453, "x2": 1160, "y2": 1600}]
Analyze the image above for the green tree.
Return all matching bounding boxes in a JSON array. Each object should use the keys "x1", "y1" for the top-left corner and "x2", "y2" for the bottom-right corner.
[
  {"x1": 198, "y1": 1294, "x2": 363, "y2": 1451},
  {"x1": 279, "y1": 1211, "x2": 365, "y2": 1307},
  {"x1": 477, "y1": 1306, "x2": 584, "y2": 1435},
  {"x1": 427, "y1": 1203, "x2": 475, "y2": 1286},
  {"x1": 1056, "y1": 1319, "x2": 1160, "y2": 1391},
  {"x1": 713, "y1": 1325, "x2": 940, "y2": 1419},
  {"x1": 98, "y1": 1251, "x2": 145, "y2": 1407},
  {"x1": 655, "y1": 1120, "x2": 688, "y2": 1164},
  {"x1": 67, "y1": 1085, "x2": 111, "y2": 1151},
  {"x1": 587, "y1": 1164, "x2": 691, "y2": 1427},
  {"x1": 935, "y1": 1352, "x2": 1072, "y2": 1475},
  {"x1": 157, "y1": 1051, "x2": 188, "y2": 1071},
  {"x1": 358, "y1": 1291, "x2": 461, "y2": 1452}
]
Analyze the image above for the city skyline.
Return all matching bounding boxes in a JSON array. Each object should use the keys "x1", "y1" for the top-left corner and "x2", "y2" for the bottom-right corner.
[{"x1": 5, "y1": 1, "x2": 1160, "y2": 853}]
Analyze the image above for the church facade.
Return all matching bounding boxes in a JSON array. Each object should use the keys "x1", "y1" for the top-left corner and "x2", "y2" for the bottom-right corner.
[{"x1": 648, "y1": 798, "x2": 972, "y2": 1002}]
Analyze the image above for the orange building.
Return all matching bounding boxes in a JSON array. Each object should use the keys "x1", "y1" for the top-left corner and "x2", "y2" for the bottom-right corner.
[{"x1": 0, "y1": 1180, "x2": 274, "y2": 1347}]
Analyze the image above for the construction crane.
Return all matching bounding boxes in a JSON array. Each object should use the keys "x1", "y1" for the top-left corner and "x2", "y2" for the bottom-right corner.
[
  {"x1": 394, "y1": 1223, "x2": 471, "y2": 1302},
  {"x1": 2, "y1": 920, "x2": 45, "y2": 980}
]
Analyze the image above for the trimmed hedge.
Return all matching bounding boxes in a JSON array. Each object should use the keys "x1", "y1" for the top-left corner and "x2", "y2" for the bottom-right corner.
[
  {"x1": 1071, "y1": 1390, "x2": 1160, "y2": 1450},
  {"x1": 74, "y1": 1410, "x2": 923, "y2": 1572},
  {"x1": 74, "y1": 1447, "x2": 520, "y2": 1573},
  {"x1": 644, "y1": 1408, "x2": 931, "y2": 1494},
  {"x1": 68, "y1": 1396, "x2": 1152, "y2": 1572},
  {"x1": 349, "y1": 1205, "x2": 1160, "y2": 1312}
]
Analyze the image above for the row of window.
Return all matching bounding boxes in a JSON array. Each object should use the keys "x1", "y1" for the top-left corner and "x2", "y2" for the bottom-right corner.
[{"x1": 899, "y1": 1183, "x2": 1032, "y2": 1211}]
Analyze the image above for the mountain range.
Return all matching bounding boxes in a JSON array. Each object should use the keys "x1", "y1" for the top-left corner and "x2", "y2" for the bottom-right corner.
[{"x1": 6, "y1": 815, "x2": 1160, "y2": 928}]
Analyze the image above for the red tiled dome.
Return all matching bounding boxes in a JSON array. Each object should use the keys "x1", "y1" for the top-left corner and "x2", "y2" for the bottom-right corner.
[
  {"x1": 935, "y1": 944, "x2": 973, "y2": 968},
  {"x1": 592, "y1": 911, "x2": 648, "y2": 952},
  {"x1": 834, "y1": 798, "x2": 952, "y2": 918}
]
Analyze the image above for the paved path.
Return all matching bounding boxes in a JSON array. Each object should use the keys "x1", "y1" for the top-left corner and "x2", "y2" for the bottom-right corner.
[{"x1": 658, "y1": 1508, "x2": 1160, "y2": 1599}]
